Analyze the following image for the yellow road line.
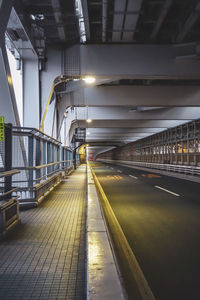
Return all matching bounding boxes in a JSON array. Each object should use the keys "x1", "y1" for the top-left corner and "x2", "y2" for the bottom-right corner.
[{"x1": 90, "y1": 165, "x2": 155, "y2": 300}]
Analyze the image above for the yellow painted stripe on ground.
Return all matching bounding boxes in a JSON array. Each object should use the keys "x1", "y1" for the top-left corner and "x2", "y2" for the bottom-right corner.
[{"x1": 90, "y1": 165, "x2": 155, "y2": 300}]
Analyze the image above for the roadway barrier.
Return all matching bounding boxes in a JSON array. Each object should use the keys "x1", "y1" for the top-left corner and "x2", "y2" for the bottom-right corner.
[
  {"x1": 90, "y1": 164, "x2": 155, "y2": 300},
  {"x1": 0, "y1": 169, "x2": 21, "y2": 236},
  {"x1": 98, "y1": 159, "x2": 200, "y2": 177}
]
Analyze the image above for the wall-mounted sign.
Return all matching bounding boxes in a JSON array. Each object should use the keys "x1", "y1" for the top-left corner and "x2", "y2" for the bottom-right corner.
[{"x1": 0, "y1": 117, "x2": 4, "y2": 141}]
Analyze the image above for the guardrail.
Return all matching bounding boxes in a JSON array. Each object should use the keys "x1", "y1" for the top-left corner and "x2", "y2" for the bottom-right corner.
[
  {"x1": 0, "y1": 169, "x2": 20, "y2": 237},
  {"x1": 0, "y1": 125, "x2": 80, "y2": 208},
  {"x1": 9, "y1": 127, "x2": 76, "y2": 206},
  {"x1": 12, "y1": 160, "x2": 74, "y2": 207},
  {"x1": 97, "y1": 159, "x2": 200, "y2": 177}
]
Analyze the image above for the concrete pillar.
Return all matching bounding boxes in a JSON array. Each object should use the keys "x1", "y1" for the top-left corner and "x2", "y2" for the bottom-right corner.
[
  {"x1": 0, "y1": 0, "x2": 20, "y2": 125},
  {"x1": 40, "y1": 46, "x2": 62, "y2": 137},
  {"x1": 23, "y1": 57, "x2": 40, "y2": 128}
]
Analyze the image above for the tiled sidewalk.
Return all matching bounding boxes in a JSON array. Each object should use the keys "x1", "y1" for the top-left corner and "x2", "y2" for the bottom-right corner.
[{"x1": 0, "y1": 165, "x2": 87, "y2": 300}]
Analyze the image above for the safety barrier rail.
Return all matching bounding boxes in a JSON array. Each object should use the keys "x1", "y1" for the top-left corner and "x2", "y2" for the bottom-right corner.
[
  {"x1": 98, "y1": 159, "x2": 200, "y2": 177},
  {"x1": 0, "y1": 169, "x2": 20, "y2": 236},
  {"x1": 0, "y1": 124, "x2": 81, "y2": 207}
]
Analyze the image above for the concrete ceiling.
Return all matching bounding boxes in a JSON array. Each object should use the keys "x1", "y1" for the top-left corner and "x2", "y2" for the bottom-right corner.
[{"x1": 6, "y1": 1, "x2": 200, "y2": 159}]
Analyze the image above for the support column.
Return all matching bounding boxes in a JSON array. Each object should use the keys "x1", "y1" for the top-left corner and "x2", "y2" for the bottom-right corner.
[
  {"x1": 23, "y1": 57, "x2": 40, "y2": 128},
  {"x1": 0, "y1": 1, "x2": 20, "y2": 125},
  {"x1": 40, "y1": 46, "x2": 62, "y2": 137}
]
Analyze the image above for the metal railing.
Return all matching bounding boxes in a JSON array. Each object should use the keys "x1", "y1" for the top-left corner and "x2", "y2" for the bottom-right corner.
[
  {"x1": 11, "y1": 127, "x2": 75, "y2": 205},
  {"x1": 0, "y1": 125, "x2": 81, "y2": 207},
  {"x1": 0, "y1": 169, "x2": 20, "y2": 236},
  {"x1": 98, "y1": 159, "x2": 200, "y2": 177}
]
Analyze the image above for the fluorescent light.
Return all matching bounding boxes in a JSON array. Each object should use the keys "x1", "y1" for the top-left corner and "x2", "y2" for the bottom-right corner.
[
  {"x1": 86, "y1": 119, "x2": 92, "y2": 123},
  {"x1": 86, "y1": 131, "x2": 90, "y2": 135},
  {"x1": 83, "y1": 77, "x2": 96, "y2": 84}
]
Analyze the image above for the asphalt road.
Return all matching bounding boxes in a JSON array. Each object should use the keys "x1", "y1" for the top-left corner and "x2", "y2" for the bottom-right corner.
[{"x1": 91, "y1": 162, "x2": 200, "y2": 300}]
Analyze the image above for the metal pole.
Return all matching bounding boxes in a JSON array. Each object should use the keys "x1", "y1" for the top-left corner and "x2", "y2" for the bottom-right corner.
[
  {"x1": 4, "y1": 123, "x2": 12, "y2": 200},
  {"x1": 36, "y1": 138, "x2": 41, "y2": 183},
  {"x1": 28, "y1": 135, "x2": 34, "y2": 188}
]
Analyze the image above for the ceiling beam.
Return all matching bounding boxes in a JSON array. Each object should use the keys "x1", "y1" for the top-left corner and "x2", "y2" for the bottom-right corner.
[
  {"x1": 64, "y1": 44, "x2": 200, "y2": 78},
  {"x1": 81, "y1": 0, "x2": 90, "y2": 41},
  {"x1": 76, "y1": 106, "x2": 200, "y2": 120},
  {"x1": 112, "y1": 0, "x2": 126, "y2": 41},
  {"x1": 102, "y1": 0, "x2": 108, "y2": 42},
  {"x1": 51, "y1": 0, "x2": 66, "y2": 41},
  {"x1": 176, "y1": 3, "x2": 200, "y2": 43},
  {"x1": 87, "y1": 128, "x2": 164, "y2": 134},
  {"x1": 60, "y1": 85, "x2": 200, "y2": 107},
  {"x1": 150, "y1": 0, "x2": 173, "y2": 41},
  {"x1": 77, "y1": 120, "x2": 188, "y2": 128},
  {"x1": 122, "y1": 0, "x2": 142, "y2": 41}
]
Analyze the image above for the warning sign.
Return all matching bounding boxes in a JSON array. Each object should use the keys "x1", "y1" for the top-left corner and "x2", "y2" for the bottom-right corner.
[{"x1": 0, "y1": 117, "x2": 4, "y2": 141}]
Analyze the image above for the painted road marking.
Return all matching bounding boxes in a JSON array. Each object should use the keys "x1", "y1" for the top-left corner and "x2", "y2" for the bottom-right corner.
[
  {"x1": 155, "y1": 186, "x2": 180, "y2": 197},
  {"x1": 106, "y1": 175, "x2": 123, "y2": 180},
  {"x1": 142, "y1": 174, "x2": 161, "y2": 178},
  {"x1": 129, "y1": 175, "x2": 138, "y2": 179}
]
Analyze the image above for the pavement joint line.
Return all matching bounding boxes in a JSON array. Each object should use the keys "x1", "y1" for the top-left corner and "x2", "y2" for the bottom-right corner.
[
  {"x1": 129, "y1": 175, "x2": 138, "y2": 179},
  {"x1": 155, "y1": 185, "x2": 180, "y2": 197}
]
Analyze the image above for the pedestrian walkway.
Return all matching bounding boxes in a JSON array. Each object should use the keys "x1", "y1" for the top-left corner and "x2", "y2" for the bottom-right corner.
[{"x1": 0, "y1": 165, "x2": 87, "y2": 300}]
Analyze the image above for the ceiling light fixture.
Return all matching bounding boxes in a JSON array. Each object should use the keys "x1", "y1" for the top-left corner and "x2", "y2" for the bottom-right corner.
[
  {"x1": 86, "y1": 119, "x2": 92, "y2": 123},
  {"x1": 83, "y1": 76, "x2": 96, "y2": 84}
]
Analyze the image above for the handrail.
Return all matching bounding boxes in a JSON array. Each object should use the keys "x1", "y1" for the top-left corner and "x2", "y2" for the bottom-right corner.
[
  {"x1": 34, "y1": 160, "x2": 71, "y2": 169},
  {"x1": 13, "y1": 126, "x2": 61, "y2": 144},
  {"x1": 15, "y1": 160, "x2": 71, "y2": 170},
  {"x1": 0, "y1": 187, "x2": 18, "y2": 198},
  {"x1": 0, "y1": 169, "x2": 20, "y2": 178}
]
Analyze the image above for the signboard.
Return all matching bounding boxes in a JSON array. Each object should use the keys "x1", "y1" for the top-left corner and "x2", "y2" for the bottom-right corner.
[{"x1": 0, "y1": 117, "x2": 4, "y2": 141}]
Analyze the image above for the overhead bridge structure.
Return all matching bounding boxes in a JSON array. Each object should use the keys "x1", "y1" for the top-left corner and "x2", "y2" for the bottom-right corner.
[{"x1": 1, "y1": 0, "x2": 200, "y2": 299}]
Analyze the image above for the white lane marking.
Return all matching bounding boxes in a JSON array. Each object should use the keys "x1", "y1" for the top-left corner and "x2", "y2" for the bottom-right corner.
[
  {"x1": 155, "y1": 186, "x2": 180, "y2": 197},
  {"x1": 117, "y1": 170, "x2": 122, "y2": 173},
  {"x1": 129, "y1": 175, "x2": 138, "y2": 179}
]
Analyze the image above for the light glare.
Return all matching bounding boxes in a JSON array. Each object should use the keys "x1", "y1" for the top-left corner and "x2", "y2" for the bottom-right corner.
[
  {"x1": 83, "y1": 77, "x2": 96, "y2": 84},
  {"x1": 86, "y1": 119, "x2": 92, "y2": 123}
]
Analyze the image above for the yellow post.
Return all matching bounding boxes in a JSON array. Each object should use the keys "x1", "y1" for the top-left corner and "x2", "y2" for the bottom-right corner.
[
  {"x1": 0, "y1": 116, "x2": 5, "y2": 141},
  {"x1": 40, "y1": 84, "x2": 55, "y2": 132}
]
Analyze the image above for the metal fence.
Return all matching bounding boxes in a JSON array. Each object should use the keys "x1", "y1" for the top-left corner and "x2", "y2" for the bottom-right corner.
[
  {"x1": 98, "y1": 159, "x2": 200, "y2": 177},
  {"x1": 98, "y1": 119, "x2": 200, "y2": 167},
  {"x1": 0, "y1": 124, "x2": 20, "y2": 235},
  {"x1": 0, "y1": 125, "x2": 79, "y2": 207}
]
